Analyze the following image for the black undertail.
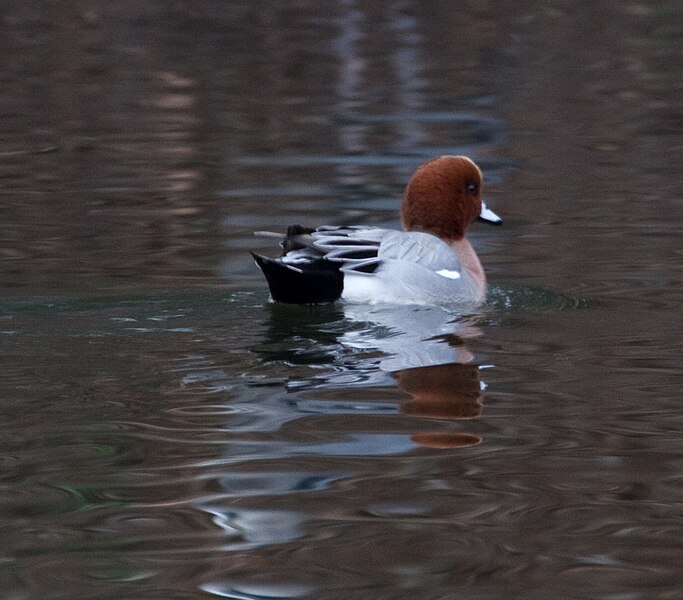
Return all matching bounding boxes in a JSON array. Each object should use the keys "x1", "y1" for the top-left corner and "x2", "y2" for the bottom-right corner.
[{"x1": 251, "y1": 252, "x2": 344, "y2": 304}]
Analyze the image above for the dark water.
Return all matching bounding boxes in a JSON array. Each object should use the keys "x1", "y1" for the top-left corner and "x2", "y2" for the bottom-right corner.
[{"x1": 1, "y1": 2, "x2": 681, "y2": 599}]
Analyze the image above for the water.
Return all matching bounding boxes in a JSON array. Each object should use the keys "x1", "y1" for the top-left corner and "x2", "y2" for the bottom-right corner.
[{"x1": 1, "y1": 2, "x2": 681, "y2": 599}]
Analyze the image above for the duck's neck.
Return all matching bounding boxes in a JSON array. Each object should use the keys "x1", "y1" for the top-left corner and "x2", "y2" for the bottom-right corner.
[{"x1": 448, "y1": 238, "x2": 486, "y2": 299}]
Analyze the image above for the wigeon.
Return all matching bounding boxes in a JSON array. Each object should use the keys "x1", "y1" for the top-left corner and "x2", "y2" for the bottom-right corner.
[{"x1": 251, "y1": 155, "x2": 502, "y2": 306}]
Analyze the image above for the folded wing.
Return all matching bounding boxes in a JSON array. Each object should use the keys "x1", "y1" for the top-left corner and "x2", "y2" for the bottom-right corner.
[{"x1": 253, "y1": 226, "x2": 464, "y2": 304}]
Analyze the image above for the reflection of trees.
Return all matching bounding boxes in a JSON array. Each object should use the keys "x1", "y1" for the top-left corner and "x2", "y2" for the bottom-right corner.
[
  {"x1": 0, "y1": 2, "x2": 505, "y2": 292},
  {"x1": 1, "y1": 4, "x2": 214, "y2": 289}
]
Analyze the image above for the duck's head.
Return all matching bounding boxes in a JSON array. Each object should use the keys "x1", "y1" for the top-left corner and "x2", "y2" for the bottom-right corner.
[{"x1": 400, "y1": 155, "x2": 501, "y2": 240}]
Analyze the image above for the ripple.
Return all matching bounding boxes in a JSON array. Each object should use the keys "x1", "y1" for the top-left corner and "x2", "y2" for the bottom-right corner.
[
  {"x1": 201, "y1": 506, "x2": 307, "y2": 548},
  {"x1": 214, "y1": 471, "x2": 346, "y2": 497},
  {"x1": 0, "y1": 485, "x2": 79, "y2": 519},
  {"x1": 201, "y1": 582, "x2": 316, "y2": 599},
  {"x1": 19, "y1": 555, "x2": 156, "y2": 597},
  {"x1": 487, "y1": 284, "x2": 591, "y2": 313}
]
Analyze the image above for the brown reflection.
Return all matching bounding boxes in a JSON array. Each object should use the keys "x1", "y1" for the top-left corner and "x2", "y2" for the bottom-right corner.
[
  {"x1": 411, "y1": 431, "x2": 481, "y2": 449},
  {"x1": 392, "y1": 362, "x2": 483, "y2": 449}
]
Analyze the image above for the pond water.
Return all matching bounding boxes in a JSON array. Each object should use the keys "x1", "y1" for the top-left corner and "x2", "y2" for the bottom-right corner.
[{"x1": 1, "y1": 2, "x2": 681, "y2": 599}]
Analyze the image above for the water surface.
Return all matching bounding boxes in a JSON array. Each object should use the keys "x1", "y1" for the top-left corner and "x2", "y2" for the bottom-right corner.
[{"x1": 0, "y1": 2, "x2": 681, "y2": 599}]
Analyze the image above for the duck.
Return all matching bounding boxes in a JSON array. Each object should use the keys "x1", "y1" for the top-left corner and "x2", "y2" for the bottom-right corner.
[{"x1": 251, "y1": 155, "x2": 502, "y2": 306}]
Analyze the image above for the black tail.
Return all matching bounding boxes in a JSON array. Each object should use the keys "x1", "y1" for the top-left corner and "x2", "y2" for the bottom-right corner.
[{"x1": 251, "y1": 252, "x2": 343, "y2": 304}]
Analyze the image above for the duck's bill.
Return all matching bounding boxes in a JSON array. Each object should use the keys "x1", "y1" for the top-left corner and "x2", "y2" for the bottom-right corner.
[{"x1": 478, "y1": 201, "x2": 502, "y2": 225}]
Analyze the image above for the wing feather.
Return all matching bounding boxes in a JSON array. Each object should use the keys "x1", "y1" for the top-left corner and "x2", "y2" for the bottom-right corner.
[{"x1": 257, "y1": 226, "x2": 461, "y2": 278}]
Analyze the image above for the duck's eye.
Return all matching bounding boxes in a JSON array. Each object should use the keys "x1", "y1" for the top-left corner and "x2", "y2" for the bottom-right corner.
[{"x1": 465, "y1": 182, "x2": 479, "y2": 195}]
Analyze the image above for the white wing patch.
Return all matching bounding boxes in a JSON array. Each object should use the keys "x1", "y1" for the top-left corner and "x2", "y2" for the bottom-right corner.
[{"x1": 436, "y1": 269, "x2": 461, "y2": 280}]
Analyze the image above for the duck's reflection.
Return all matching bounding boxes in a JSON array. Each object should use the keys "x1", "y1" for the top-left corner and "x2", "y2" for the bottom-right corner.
[
  {"x1": 394, "y1": 362, "x2": 483, "y2": 448},
  {"x1": 341, "y1": 304, "x2": 485, "y2": 448},
  {"x1": 259, "y1": 302, "x2": 489, "y2": 449},
  {"x1": 189, "y1": 303, "x2": 490, "y2": 566},
  {"x1": 396, "y1": 362, "x2": 482, "y2": 420}
]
